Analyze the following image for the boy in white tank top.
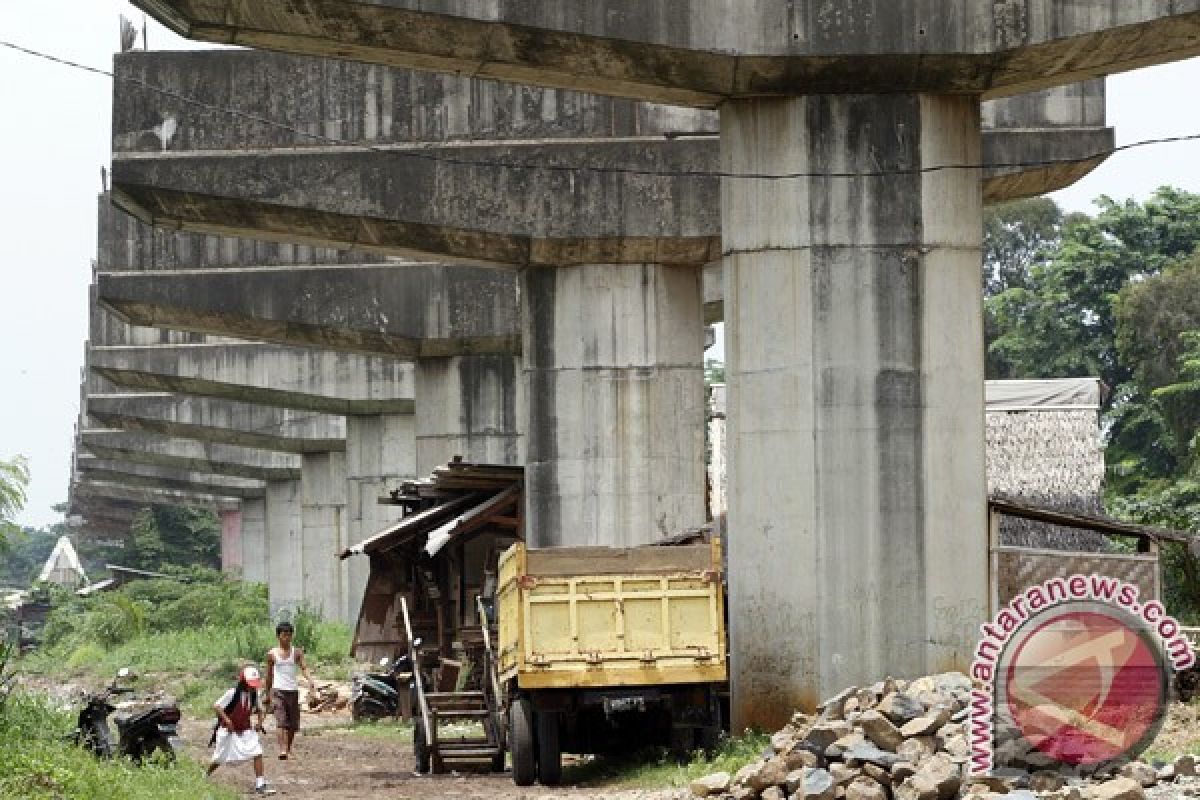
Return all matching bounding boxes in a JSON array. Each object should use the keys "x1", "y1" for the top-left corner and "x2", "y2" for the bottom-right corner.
[{"x1": 264, "y1": 621, "x2": 315, "y2": 760}]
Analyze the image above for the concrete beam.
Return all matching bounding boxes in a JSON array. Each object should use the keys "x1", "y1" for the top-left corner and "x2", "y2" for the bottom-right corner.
[
  {"x1": 85, "y1": 392, "x2": 346, "y2": 454},
  {"x1": 111, "y1": 123, "x2": 1112, "y2": 267},
  {"x1": 132, "y1": 1, "x2": 1200, "y2": 104},
  {"x1": 72, "y1": 478, "x2": 228, "y2": 511},
  {"x1": 79, "y1": 430, "x2": 302, "y2": 482},
  {"x1": 97, "y1": 263, "x2": 519, "y2": 358},
  {"x1": 109, "y1": 50, "x2": 1111, "y2": 267},
  {"x1": 89, "y1": 343, "x2": 415, "y2": 415},
  {"x1": 75, "y1": 456, "x2": 267, "y2": 500}
]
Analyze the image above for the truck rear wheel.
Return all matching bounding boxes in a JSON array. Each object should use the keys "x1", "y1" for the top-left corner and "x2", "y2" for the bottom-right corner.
[
  {"x1": 510, "y1": 697, "x2": 536, "y2": 786},
  {"x1": 536, "y1": 711, "x2": 562, "y2": 786}
]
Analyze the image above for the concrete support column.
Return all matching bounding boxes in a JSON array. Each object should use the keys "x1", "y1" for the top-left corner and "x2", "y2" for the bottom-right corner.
[
  {"x1": 721, "y1": 94, "x2": 988, "y2": 729},
  {"x1": 415, "y1": 355, "x2": 523, "y2": 474},
  {"x1": 218, "y1": 500, "x2": 243, "y2": 575},
  {"x1": 521, "y1": 264, "x2": 705, "y2": 548},
  {"x1": 265, "y1": 479, "x2": 303, "y2": 616},
  {"x1": 345, "y1": 413, "x2": 416, "y2": 620},
  {"x1": 301, "y1": 452, "x2": 348, "y2": 621},
  {"x1": 241, "y1": 497, "x2": 267, "y2": 584}
]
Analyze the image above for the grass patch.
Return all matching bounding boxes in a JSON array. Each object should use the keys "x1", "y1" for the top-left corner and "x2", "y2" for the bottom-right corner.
[
  {"x1": 312, "y1": 720, "x2": 414, "y2": 742},
  {"x1": 0, "y1": 691, "x2": 236, "y2": 800},
  {"x1": 562, "y1": 731, "x2": 770, "y2": 789}
]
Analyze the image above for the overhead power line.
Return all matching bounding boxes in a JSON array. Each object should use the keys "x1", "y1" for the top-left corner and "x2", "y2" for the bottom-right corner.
[{"x1": 4, "y1": 38, "x2": 1200, "y2": 182}]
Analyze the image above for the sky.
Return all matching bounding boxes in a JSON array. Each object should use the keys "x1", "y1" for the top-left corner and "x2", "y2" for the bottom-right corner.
[{"x1": 3, "y1": 5, "x2": 1200, "y2": 528}]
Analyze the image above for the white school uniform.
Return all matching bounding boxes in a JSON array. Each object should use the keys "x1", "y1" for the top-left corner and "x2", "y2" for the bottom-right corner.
[{"x1": 211, "y1": 687, "x2": 264, "y2": 764}]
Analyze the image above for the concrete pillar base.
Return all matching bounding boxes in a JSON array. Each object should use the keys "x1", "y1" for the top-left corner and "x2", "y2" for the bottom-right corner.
[
  {"x1": 721, "y1": 94, "x2": 988, "y2": 729},
  {"x1": 521, "y1": 263, "x2": 705, "y2": 548}
]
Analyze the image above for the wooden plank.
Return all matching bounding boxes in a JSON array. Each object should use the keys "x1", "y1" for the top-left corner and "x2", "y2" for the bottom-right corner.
[
  {"x1": 989, "y1": 496, "x2": 1192, "y2": 543},
  {"x1": 525, "y1": 543, "x2": 712, "y2": 577}
]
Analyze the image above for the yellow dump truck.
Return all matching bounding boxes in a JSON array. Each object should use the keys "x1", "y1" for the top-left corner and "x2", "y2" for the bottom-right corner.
[{"x1": 496, "y1": 538, "x2": 727, "y2": 786}]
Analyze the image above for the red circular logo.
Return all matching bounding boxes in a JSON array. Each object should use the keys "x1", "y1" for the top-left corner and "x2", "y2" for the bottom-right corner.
[{"x1": 1000, "y1": 605, "x2": 1167, "y2": 768}]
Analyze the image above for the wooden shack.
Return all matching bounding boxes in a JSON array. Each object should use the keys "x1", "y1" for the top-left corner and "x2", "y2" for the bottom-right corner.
[{"x1": 339, "y1": 460, "x2": 522, "y2": 666}]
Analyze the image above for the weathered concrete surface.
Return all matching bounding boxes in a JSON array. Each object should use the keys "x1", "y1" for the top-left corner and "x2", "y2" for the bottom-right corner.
[
  {"x1": 75, "y1": 455, "x2": 267, "y2": 499},
  {"x1": 86, "y1": 392, "x2": 346, "y2": 454},
  {"x1": 89, "y1": 343, "x2": 415, "y2": 414},
  {"x1": 65, "y1": 496, "x2": 141, "y2": 531},
  {"x1": 219, "y1": 501, "x2": 243, "y2": 575},
  {"x1": 300, "y1": 452, "x2": 351, "y2": 620},
  {"x1": 110, "y1": 49, "x2": 708, "y2": 151},
  {"x1": 108, "y1": 50, "x2": 1112, "y2": 266},
  {"x1": 99, "y1": 188, "x2": 361, "y2": 272},
  {"x1": 722, "y1": 94, "x2": 988, "y2": 727},
  {"x1": 111, "y1": 125, "x2": 1111, "y2": 268},
  {"x1": 72, "y1": 478, "x2": 228, "y2": 511},
  {"x1": 523, "y1": 263, "x2": 705, "y2": 547},
  {"x1": 414, "y1": 355, "x2": 522, "y2": 473},
  {"x1": 79, "y1": 430, "x2": 302, "y2": 482},
  {"x1": 266, "y1": 479, "x2": 303, "y2": 615},
  {"x1": 133, "y1": 0, "x2": 1200, "y2": 105},
  {"x1": 344, "y1": 413, "x2": 413, "y2": 620},
  {"x1": 241, "y1": 497, "x2": 268, "y2": 584},
  {"x1": 97, "y1": 264, "x2": 519, "y2": 358}
]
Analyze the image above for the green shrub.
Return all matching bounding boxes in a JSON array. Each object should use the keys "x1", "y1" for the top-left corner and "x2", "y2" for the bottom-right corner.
[
  {"x1": 0, "y1": 691, "x2": 235, "y2": 799},
  {"x1": 79, "y1": 594, "x2": 146, "y2": 648},
  {"x1": 65, "y1": 644, "x2": 106, "y2": 671}
]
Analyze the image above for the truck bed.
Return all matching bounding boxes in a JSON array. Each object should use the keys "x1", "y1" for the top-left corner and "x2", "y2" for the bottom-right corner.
[{"x1": 497, "y1": 539, "x2": 727, "y2": 689}]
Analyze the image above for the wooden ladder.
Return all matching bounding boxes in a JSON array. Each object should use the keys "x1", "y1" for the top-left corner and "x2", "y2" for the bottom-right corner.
[{"x1": 401, "y1": 597, "x2": 505, "y2": 773}]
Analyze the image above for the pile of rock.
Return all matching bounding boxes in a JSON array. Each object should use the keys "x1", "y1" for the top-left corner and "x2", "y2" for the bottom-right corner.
[{"x1": 689, "y1": 673, "x2": 1194, "y2": 800}]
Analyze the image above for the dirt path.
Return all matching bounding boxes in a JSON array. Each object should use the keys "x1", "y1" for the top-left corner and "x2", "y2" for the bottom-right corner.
[{"x1": 188, "y1": 711, "x2": 684, "y2": 800}]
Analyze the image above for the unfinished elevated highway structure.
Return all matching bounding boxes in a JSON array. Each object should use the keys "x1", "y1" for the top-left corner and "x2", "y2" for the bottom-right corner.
[{"x1": 108, "y1": 1, "x2": 1200, "y2": 726}]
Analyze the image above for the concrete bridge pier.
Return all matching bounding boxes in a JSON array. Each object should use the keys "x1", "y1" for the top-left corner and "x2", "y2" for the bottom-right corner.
[
  {"x1": 721, "y1": 94, "x2": 989, "y2": 727},
  {"x1": 415, "y1": 355, "x2": 523, "y2": 475},
  {"x1": 265, "y1": 479, "x2": 304, "y2": 617},
  {"x1": 241, "y1": 496, "x2": 268, "y2": 584},
  {"x1": 218, "y1": 499, "x2": 243, "y2": 575},
  {"x1": 521, "y1": 263, "x2": 706, "y2": 548},
  {"x1": 345, "y1": 413, "x2": 415, "y2": 620},
  {"x1": 300, "y1": 452, "x2": 349, "y2": 620}
]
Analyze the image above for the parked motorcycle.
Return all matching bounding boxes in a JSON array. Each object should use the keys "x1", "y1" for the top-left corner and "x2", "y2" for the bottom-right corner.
[
  {"x1": 73, "y1": 667, "x2": 183, "y2": 762},
  {"x1": 351, "y1": 652, "x2": 415, "y2": 721}
]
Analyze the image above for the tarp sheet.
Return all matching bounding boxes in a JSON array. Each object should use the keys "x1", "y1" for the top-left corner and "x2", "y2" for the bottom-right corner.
[{"x1": 984, "y1": 378, "x2": 1102, "y2": 411}]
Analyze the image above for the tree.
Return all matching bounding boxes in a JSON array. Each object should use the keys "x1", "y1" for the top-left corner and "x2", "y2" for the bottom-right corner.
[
  {"x1": 704, "y1": 358, "x2": 725, "y2": 385},
  {"x1": 986, "y1": 188, "x2": 1200, "y2": 388},
  {"x1": 128, "y1": 505, "x2": 221, "y2": 572},
  {"x1": 982, "y1": 196, "x2": 1065, "y2": 297},
  {"x1": 0, "y1": 455, "x2": 30, "y2": 553}
]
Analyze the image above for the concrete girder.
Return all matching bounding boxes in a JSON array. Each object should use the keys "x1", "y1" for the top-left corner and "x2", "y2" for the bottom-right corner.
[
  {"x1": 75, "y1": 456, "x2": 267, "y2": 500},
  {"x1": 97, "y1": 263, "x2": 519, "y2": 359},
  {"x1": 132, "y1": 0, "x2": 1200, "y2": 105},
  {"x1": 85, "y1": 392, "x2": 346, "y2": 454},
  {"x1": 79, "y1": 430, "x2": 302, "y2": 482},
  {"x1": 66, "y1": 502, "x2": 138, "y2": 530},
  {"x1": 88, "y1": 343, "x2": 415, "y2": 415},
  {"x1": 108, "y1": 50, "x2": 1110, "y2": 266},
  {"x1": 72, "y1": 478, "x2": 229, "y2": 511},
  {"x1": 110, "y1": 125, "x2": 1113, "y2": 268}
]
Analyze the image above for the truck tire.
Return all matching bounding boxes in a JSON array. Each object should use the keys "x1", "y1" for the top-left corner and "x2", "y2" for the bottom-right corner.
[
  {"x1": 536, "y1": 711, "x2": 562, "y2": 786},
  {"x1": 510, "y1": 697, "x2": 536, "y2": 786},
  {"x1": 414, "y1": 716, "x2": 431, "y2": 774}
]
